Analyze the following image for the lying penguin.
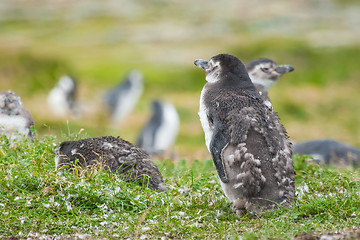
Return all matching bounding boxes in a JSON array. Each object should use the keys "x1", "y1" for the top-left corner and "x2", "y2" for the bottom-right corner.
[
  {"x1": 194, "y1": 54, "x2": 295, "y2": 215},
  {"x1": 137, "y1": 100, "x2": 179, "y2": 156},
  {"x1": 293, "y1": 139, "x2": 360, "y2": 168},
  {"x1": 0, "y1": 90, "x2": 34, "y2": 140},
  {"x1": 55, "y1": 136, "x2": 167, "y2": 192}
]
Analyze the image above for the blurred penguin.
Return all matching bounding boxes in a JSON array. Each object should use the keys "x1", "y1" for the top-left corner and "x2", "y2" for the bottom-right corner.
[
  {"x1": 47, "y1": 75, "x2": 79, "y2": 117},
  {"x1": 137, "y1": 100, "x2": 179, "y2": 156},
  {"x1": 105, "y1": 70, "x2": 143, "y2": 124},
  {"x1": 293, "y1": 139, "x2": 360, "y2": 168},
  {"x1": 0, "y1": 90, "x2": 34, "y2": 140}
]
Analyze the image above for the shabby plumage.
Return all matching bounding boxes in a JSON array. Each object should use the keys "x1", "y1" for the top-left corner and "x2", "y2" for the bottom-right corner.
[
  {"x1": 194, "y1": 54, "x2": 295, "y2": 215},
  {"x1": 55, "y1": 136, "x2": 167, "y2": 192}
]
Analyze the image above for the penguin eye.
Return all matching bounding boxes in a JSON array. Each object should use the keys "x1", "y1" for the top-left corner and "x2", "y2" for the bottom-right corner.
[{"x1": 261, "y1": 67, "x2": 269, "y2": 73}]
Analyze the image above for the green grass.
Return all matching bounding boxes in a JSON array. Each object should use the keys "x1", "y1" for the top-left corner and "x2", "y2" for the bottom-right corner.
[{"x1": 0, "y1": 135, "x2": 359, "y2": 239}]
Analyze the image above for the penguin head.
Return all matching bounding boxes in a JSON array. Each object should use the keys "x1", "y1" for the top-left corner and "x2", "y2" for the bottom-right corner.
[
  {"x1": 0, "y1": 90, "x2": 23, "y2": 114},
  {"x1": 194, "y1": 54, "x2": 251, "y2": 84},
  {"x1": 245, "y1": 58, "x2": 294, "y2": 90},
  {"x1": 57, "y1": 75, "x2": 76, "y2": 94}
]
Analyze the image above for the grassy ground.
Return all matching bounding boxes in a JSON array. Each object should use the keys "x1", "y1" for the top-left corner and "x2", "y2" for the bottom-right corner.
[
  {"x1": 0, "y1": 135, "x2": 359, "y2": 240},
  {"x1": 1, "y1": 1, "x2": 360, "y2": 239}
]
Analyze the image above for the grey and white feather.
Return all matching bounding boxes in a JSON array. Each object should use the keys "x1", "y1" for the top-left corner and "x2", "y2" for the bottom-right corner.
[
  {"x1": 55, "y1": 136, "x2": 167, "y2": 192},
  {"x1": 293, "y1": 139, "x2": 360, "y2": 168},
  {"x1": 137, "y1": 100, "x2": 179, "y2": 156},
  {"x1": 47, "y1": 75, "x2": 78, "y2": 117},
  {"x1": 0, "y1": 90, "x2": 34, "y2": 140},
  {"x1": 245, "y1": 58, "x2": 294, "y2": 108},
  {"x1": 105, "y1": 70, "x2": 143, "y2": 124},
  {"x1": 194, "y1": 54, "x2": 295, "y2": 215}
]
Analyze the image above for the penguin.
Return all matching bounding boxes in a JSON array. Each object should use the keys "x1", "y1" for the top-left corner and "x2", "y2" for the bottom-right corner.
[
  {"x1": 245, "y1": 58, "x2": 294, "y2": 108},
  {"x1": 293, "y1": 139, "x2": 360, "y2": 168},
  {"x1": 105, "y1": 70, "x2": 143, "y2": 124},
  {"x1": 194, "y1": 54, "x2": 295, "y2": 215},
  {"x1": 137, "y1": 100, "x2": 180, "y2": 156},
  {"x1": 0, "y1": 90, "x2": 34, "y2": 140},
  {"x1": 55, "y1": 136, "x2": 167, "y2": 192},
  {"x1": 47, "y1": 75, "x2": 79, "y2": 117}
]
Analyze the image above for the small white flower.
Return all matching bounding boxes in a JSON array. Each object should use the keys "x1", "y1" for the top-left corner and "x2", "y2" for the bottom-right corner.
[
  {"x1": 43, "y1": 203, "x2": 50, "y2": 208},
  {"x1": 14, "y1": 197, "x2": 20, "y2": 201},
  {"x1": 178, "y1": 211, "x2": 185, "y2": 216},
  {"x1": 0, "y1": 203, "x2": 5, "y2": 207},
  {"x1": 142, "y1": 226, "x2": 151, "y2": 231},
  {"x1": 65, "y1": 201, "x2": 72, "y2": 211}
]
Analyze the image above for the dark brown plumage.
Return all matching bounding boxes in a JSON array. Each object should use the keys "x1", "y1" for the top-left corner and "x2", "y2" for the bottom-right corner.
[
  {"x1": 55, "y1": 136, "x2": 167, "y2": 192},
  {"x1": 194, "y1": 54, "x2": 295, "y2": 215}
]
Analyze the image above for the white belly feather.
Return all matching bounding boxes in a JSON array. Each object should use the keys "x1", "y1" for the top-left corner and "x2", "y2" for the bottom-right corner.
[{"x1": 198, "y1": 87, "x2": 213, "y2": 152}]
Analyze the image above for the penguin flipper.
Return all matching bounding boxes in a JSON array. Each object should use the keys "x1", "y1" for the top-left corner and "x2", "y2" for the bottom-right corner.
[{"x1": 210, "y1": 126, "x2": 229, "y2": 183}]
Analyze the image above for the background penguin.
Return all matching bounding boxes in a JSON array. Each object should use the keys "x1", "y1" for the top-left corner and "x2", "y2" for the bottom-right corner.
[
  {"x1": 55, "y1": 136, "x2": 167, "y2": 192},
  {"x1": 293, "y1": 139, "x2": 360, "y2": 168},
  {"x1": 104, "y1": 70, "x2": 143, "y2": 124},
  {"x1": 47, "y1": 75, "x2": 79, "y2": 117},
  {"x1": 245, "y1": 58, "x2": 294, "y2": 108},
  {"x1": 194, "y1": 54, "x2": 295, "y2": 215},
  {"x1": 0, "y1": 90, "x2": 34, "y2": 140},
  {"x1": 137, "y1": 100, "x2": 180, "y2": 156}
]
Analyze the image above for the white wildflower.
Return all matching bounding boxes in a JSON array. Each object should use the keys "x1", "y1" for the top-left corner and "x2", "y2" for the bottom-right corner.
[
  {"x1": 178, "y1": 211, "x2": 185, "y2": 216},
  {"x1": 14, "y1": 196, "x2": 20, "y2": 201},
  {"x1": 114, "y1": 186, "x2": 121, "y2": 194},
  {"x1": 141, "y1": 226, "x2": 151, "y2": 231},
  {"x1": 65, "y1": 201, "x2": 72, "y2": 211},
  {"x1": 296, "y1": 183, "x2": 309, "y2": 199},
  {"x1": 140, "y1": 236, "x2": 147, "y2": 240},
  {"x1": 43, "y1": 203, "x2": 50, "y2": 208},
  {"x1": 0, "y1": 203, "x2": 5, "y2": 207},
  {"x1": 100, "y1": 221, "x2": 108, "y2": 226}
]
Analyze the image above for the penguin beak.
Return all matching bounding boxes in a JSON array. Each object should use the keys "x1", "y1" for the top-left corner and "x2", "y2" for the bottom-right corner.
[
  {"x1": 194, "y1": 59, "x2": 210, "y2": 71},
  {"x1": 275, "y1": 64, "x2": 295, "y2": 74}
]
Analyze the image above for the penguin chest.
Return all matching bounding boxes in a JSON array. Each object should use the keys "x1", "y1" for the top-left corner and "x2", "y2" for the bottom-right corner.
[
  {"x1": 198, "y1": 87, "x2": 214, "y2": 151},
  {"x1": 0, "y1": 114, "x2": 30, "y2": 138}
]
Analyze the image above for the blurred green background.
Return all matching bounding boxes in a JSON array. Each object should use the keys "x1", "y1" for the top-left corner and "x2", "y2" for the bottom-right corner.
[{"x1": 1, "y1": 0, "x2": 360, "y2": 160}]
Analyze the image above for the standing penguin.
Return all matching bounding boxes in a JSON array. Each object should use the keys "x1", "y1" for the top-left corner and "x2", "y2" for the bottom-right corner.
[
  {"x1": 194, "y1": 54, "x2": 295, "y2": 215},
  {"x1": 245, "y1": 58, "x2": 294, "y2": 108},
  {"x1": 105, "y1": 70, "x2": 143, "y2": 124},
  {"x1": 137, "y1": 100, "x2": 180, "y2": 156},
  {"x1": 47, "y1": 75, "x2": 79, "y2": 117},
  {"x1": 0, "y1": 90, "x2": 34, "y2": 140}
]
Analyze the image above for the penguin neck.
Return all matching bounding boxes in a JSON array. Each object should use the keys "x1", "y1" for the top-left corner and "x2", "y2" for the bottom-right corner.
[{"x1": 207, "y1": 72, "x2": 257, "y2": 92}]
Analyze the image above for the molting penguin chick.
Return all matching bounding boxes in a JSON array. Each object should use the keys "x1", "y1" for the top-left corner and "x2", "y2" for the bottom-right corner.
[
  {"x1": 105, "y1": 70, "x2": 143, "y2": 124},
  {"x1": 293, "y1": 139, "x2": 360, "y2": 168},
  {"x1": 137, "y1": 100, "x2": 179, "y2": 156},
  {"x1": 0, "y1": 90, "x2": 34, "y2": 140},
  {"x1": 245, "y1": 58, "x2": 294, "y2": 108},
  {"x1": 55, "y1": 136, "x2": 167, "y2": 192},
  {"x1": 47, "y1": 75, "x2": 79, "y2": 117},
  {"x1": 194, "y1": 54, "x2": 295, "y2": 215}
]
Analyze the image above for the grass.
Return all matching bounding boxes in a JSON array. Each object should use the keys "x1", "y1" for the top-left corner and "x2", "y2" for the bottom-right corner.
[{"x1": 0, "y1": 134, "x2": 359, "y2": 239}]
